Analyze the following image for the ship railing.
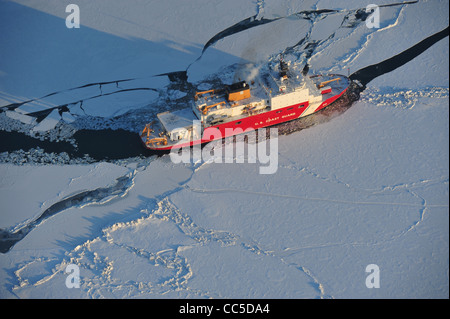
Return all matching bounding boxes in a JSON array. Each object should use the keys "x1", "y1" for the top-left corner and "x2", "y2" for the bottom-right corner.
[{"x1": 145, "y1": 136, "x2": 168, "y2": 147}]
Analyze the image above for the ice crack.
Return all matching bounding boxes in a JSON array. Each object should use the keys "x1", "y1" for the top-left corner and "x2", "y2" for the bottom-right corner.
[{"x1": 0, "y1": 169, "x2": 137, "y2": 254}]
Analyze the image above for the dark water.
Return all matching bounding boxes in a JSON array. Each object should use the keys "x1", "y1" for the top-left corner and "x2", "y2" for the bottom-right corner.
[
  {"x1": 0, "y1": 130, "x2": 75, "y2": 154},
  {"x1": 72, "y1": 129, "x2": 160, "y2": 160},
  {"x1": 350, "y1": 26, "x2": 449, "y2": 87},
  {"x1": 0, "y1": 128, "x2": 161, "y2": 162}
]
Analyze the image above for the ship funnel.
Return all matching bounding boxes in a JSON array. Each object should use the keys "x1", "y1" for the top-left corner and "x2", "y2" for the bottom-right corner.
[
  {"x1": 302, "y1": 64, "x2": 309, "y2": 76},
  {"x1": 226, "y1": 81, "x2": 251, "y2": 102},
  {"x1": 279, "y1": 60, "x2": 289, "y2": 78}
]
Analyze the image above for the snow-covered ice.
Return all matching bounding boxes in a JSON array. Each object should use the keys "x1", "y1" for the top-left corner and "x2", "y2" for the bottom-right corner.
[{"x1": 0, "y1": 0, "x2": 448, "y2": 299}]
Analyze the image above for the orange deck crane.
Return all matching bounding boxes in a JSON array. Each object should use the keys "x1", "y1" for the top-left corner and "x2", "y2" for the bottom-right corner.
[{"x1": 318, "y1": 78, "x2": 340, "y2": 88}]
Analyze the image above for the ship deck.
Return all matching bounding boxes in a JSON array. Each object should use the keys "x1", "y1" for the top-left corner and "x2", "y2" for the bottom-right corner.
[
  {"x1": 157, "y1": 108, "x2": 197, "y2": 132},
  {"x1": 310, "y1": 74, "x2": 350, "y2": 100}
]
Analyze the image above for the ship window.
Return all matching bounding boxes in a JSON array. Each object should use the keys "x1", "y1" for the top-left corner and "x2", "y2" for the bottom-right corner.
[
  {"x1": 276, "y1": 110, "x2": 282, "y2": 114},
  {"x1": 287, "y1": 107, "x2": 293, "y2": 111},
  {"x1": 235, "y1": 121, "x2": 242, "y2": 125}
]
